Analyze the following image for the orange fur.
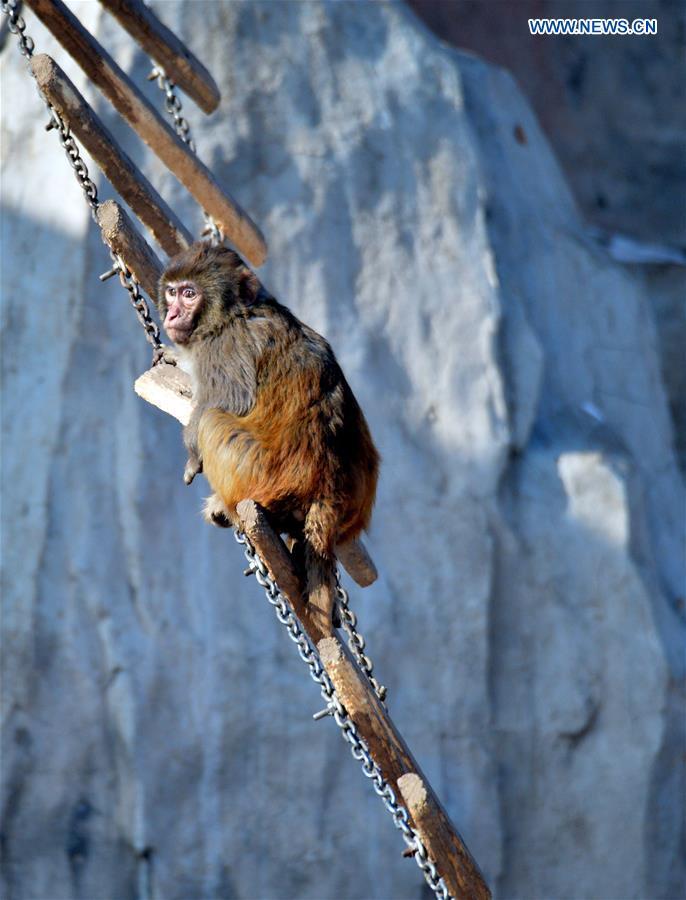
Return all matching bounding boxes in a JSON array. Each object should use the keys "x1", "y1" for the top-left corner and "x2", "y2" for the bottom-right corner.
[{"x1": 197, "y1": 364, "x2": 376, "y2": 547}]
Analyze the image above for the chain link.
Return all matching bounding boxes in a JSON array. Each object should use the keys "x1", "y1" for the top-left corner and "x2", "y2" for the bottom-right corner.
[
  {"x1": 150, "y1": 66, "x2": 197, "y2": 152},
  {"x1": 149, "y1": 65, "x2": 223, "y2": 246},
  {"x1": 335, "y1": 571, "x2": 387, "y2": 703},
  {"x1": 48, "y1": 108, "x2": 99, "y2": 214},
  {"x1": 111, "y1": 253, "x2": 163, "y2": 357},
  {"x1": 200, "y1": 213, "x2": 224, "y2": 246},
  {"x1": 1, "y1": 0, "x2": 33, "y2": 58},
  {"x1": 236, "y1": 531, "x2": 453, "y2": 900}
]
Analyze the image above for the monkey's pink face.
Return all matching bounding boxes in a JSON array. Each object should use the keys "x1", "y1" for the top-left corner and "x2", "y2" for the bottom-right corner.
[{"x1": 163, "y1": 281, "x2": 202, "y2": 344}]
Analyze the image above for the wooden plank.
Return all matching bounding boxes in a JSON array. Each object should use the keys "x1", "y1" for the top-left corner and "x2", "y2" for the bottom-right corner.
[
  {"x1": 96, "y1": 199, "x2": 162, "y2": 299},
  {"x1": 135, "y1": 359, "x2": 192, "y2": 424},
  {"x1": 134, "y1": 362, "x2": 192, "y2": 425},
  {"x1": 32, "y1": 53, "x2": 191, "y2": 258},
  {"x1": 25, "y1": 0, "x2": 268, "y2": 267},
  {"x1": 236, "y1": 499, "x2": 491, "y2": 900},
  {"x1": 319, "y1": 639, "x2": 490, "y2": 900},
  {"x1": 336, "y1": 537, "x2": 377, "y2": 587},
  {"x1": 98, "y1": 0, "x2": 220, "y2": 114},
  {"x1": 398, "y1": 773, "x2": 488, "y2": 900}
]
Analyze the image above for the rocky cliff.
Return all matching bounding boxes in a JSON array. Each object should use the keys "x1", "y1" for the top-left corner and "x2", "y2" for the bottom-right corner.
[{"x1": 1, "y1": 2, "x2": 683, "y2": 898}]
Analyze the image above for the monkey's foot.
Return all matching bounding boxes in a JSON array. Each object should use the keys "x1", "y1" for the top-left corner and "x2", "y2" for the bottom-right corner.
[{"x1": 203, "y1": 494, "x2": 233, "y2": 529}]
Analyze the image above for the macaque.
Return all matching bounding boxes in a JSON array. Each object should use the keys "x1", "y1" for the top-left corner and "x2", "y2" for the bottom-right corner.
[{"x1": 157, "y1": 242, "x2": 379, "y2": 632}]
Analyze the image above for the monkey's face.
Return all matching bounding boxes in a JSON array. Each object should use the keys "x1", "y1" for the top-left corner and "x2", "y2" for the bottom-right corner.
[
  {"x1": 162, "y1": 280, "x2": 203, "y2": 345},
  {"x1": 158, "y1": 242, "x2": 261, "y2": 345}
]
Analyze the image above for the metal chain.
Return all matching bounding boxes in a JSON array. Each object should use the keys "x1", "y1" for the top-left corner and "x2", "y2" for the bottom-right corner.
[
  {"x1": 2, "y1": 2, "x2": 99, "y2": 216},
  {"x1": 149, "y1": 65, "x2": 223, "y2": 245},
  {"x1": 150, "y1": 65, "x2": 197, "y2": 151},
  {"x1": 1, "y1": 0, "x2": 33, "y2": 58},
  {"x1": 47, "y1": 108, "x2": 99, "y2": 214},
  {"x1": 336, "y1": 571, "x2": 387, "y2": 703},
  {"x1": 200, "y1": 213, "x2": 224, "y2": 246},
  {"x1": 236, "y1": 531, "x2": 453, "y2": 900},
  {"x1": 111, "y1": 253, "x2": 163, "y2": 357}
]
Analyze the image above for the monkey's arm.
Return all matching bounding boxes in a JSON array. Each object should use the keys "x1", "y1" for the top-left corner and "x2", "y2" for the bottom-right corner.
[{"x1": 180, "y1": 325, "x2": 262, "y2": 485}]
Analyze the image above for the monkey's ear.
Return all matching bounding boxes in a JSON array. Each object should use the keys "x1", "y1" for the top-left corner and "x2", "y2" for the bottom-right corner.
[{"x1": 237, "y1": 266, "x2": 260, "y2": 305}]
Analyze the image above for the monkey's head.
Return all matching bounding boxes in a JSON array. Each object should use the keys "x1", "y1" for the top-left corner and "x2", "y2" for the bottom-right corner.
[{"x1": 158, "y1": 241, "x2": 261, "y2": 346}]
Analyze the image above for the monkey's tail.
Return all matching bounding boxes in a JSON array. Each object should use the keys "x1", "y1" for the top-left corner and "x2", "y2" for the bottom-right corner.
[{"x1": 302, "y1": 500, "x2": 338, "y2": 636}]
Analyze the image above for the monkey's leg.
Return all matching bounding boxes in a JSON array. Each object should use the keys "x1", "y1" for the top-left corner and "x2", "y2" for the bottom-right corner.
[
  {"x1": 289, "y1": 531, "x2": 342, "y2": 629},
  {"x1": 183, "y1": 411, "x2": 204, "y2": 485},
  {"x1": 303, "y1": 502, "x2": 338, "y2": 636},
  {"x1": 203, "y1": 493, "x2": 234, "y2": 528}
]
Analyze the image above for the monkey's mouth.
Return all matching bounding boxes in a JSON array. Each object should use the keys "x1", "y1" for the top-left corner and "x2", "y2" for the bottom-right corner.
[{"x1": 165, "y1": 324, "x2": 192, "y2": 344}]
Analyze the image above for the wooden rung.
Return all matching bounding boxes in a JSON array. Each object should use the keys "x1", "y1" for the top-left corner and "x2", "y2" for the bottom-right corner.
[
  {"x1": 97, "y1": 199, "x2": 162, "y2": 299},
  {"x1": 134, "y1": 362, "x2": 378, "y2": 587},
  {"x1": 25, "y1": 0, "x2": 268, "y2": 267},
  {"x1": 336, "y1": 538, "x2": 378, "y2": 587},
  {"x1": 98, "y1": 0, "x2": 220, "y2": 114},
  {"x1": 32, "y1": 53, "x2": 191, "y2": 258},
  {"x1": 398, "y1": 773, "x2": 487, "y2": 900},
  {"x1": 135, "y1": 358, "x2": 191, "y2": 423},
  {"x1": 134, "y1": 361, "x2": 192, "y2": 425}
]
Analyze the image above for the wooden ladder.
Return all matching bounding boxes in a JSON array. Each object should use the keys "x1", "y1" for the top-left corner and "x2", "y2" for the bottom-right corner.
[{"x1": 19, "y1": 2, "x2": 491, "y2": 896}]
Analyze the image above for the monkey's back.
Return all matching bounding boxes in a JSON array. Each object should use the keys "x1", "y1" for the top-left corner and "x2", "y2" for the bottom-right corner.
[{"x1": 198, "y1": 304, "x2": 378, "y2": 546}]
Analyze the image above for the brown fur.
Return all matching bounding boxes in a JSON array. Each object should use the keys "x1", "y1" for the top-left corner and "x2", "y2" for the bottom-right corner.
[{"x1": 158, "y1": 242, "x2": 379, "y2": 631}]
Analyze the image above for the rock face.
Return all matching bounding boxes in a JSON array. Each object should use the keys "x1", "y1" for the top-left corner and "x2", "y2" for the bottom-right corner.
[
  {"x1": 1, "y1": 3, "x2": 683, "y2": 899},
  {"x1": 409, "y1": 0, "x2": 686, "y2": 476},
  {"x1": 409, "y1": 0, "x2": 686, "y2": 248}
]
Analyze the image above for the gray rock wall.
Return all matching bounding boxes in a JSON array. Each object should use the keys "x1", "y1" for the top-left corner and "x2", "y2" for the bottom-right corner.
[
  {"x1": 409, "y1": 0, "x2": 686, "y2": 248},
  {"x1": 1, "y1": 2, "x2": 683, "y2": 898},
  {"x1": 408, "y1": 0, "x2": 686, "y2": 477}
]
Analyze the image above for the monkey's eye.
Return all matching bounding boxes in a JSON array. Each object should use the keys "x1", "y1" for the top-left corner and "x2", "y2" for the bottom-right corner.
[
  {"x1": 165, "y1": 285, "x2": 176, "y2": 298},
  {"x1": 182, "y1": 287, "x2": 196, "y2": 300}
]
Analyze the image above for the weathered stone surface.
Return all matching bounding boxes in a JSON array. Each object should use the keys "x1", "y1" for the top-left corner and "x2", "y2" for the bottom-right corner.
[
  {"x1": 409, "y1": 0, "x2": 686, "y2": 247},
  {"x1": 1, "y1": 3, "x2": 683, "y2": 899},
  {"x1": 408, "y1": 0, "x2": 686, "y2": 477}
]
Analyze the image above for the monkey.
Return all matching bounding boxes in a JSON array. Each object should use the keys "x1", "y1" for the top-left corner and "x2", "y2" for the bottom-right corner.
[{"x1": 156, "y1": 241, "x2": 379, "y2": 634}]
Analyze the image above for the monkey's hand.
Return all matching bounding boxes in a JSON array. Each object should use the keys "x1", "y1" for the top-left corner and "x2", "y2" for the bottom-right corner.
[
  {"x1": 183, "y1": 455, "x2": 203, "y2": 485},
  {"x1": 153, "y1": 345, "x2": 178, "y2": 367}
]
